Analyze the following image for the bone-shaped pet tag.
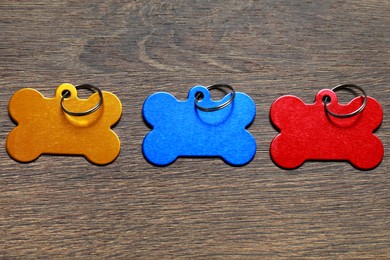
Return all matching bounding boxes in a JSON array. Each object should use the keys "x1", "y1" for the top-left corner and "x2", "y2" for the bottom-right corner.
[
  {"x1": 142, "y1": 84, "x2": 256, "y2": 166},
  {"x1": 270, "y1": 84, "x2": 383, "y2": 170},
  {"x1": 7, "y1": 83, "x2": 122, "y2": 165}
]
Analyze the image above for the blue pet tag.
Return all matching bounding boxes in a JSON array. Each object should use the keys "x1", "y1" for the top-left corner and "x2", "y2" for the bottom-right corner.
[{"x1": 142, "y1": 84, "x2": 256, "y2": 166}]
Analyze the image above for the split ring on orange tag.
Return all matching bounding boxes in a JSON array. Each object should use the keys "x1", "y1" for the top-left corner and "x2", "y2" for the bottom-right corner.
[
  {"x1": 270, "y1": 84, "x2": 384, "y2": 170},
  {"x1": 6, "y1": 83, "x2": 122, "y2": 165}
]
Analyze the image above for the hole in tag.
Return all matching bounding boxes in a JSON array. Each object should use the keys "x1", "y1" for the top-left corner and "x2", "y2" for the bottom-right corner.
[
  {"x1": 322, "y1": 95, "x2": 331, "y2": 104},
  {"x1": 195, "y1": 91, "x2": 204, "y2": 101},
  {"x1": 61, "y1": 90, "x2": 71, "y2": 98}
]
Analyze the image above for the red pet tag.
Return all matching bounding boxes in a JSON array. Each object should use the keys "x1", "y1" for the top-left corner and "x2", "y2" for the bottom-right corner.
[{"x1": 270, "y1": 84, "x2": 384, "y2": 170}]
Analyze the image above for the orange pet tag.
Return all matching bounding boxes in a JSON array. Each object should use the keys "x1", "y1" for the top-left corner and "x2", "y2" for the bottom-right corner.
[{"x1": 6, "y1": 83, "x2": 122, "y2": 165}]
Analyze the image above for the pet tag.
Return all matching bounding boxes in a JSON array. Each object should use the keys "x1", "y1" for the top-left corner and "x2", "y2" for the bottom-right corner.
[
  {"x1": 6, "y1": 83, "x2": 122, "y2": 165},
  {"x1": 142, "y1": 84, "x2": 256, "y2": 166},
  {"x1": 270, "y1": 84, "x2": 384, "y2": 170}
]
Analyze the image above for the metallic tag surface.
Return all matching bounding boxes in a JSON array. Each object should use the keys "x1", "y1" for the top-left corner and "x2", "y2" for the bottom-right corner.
[
  {"x1": 7, "y1": 83, "x2": 122, "y2": 165},
  {"x1": 270, "y1": 88, "x2": 383, "y2": 170},
  {"x1": 142, "y1": 85, "x2": 256, "y2": 166}
]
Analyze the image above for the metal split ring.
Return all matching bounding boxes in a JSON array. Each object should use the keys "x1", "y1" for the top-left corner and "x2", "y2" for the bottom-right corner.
[
  {"x1": 61, "y1": 84, "x2": 104, "y2": 116},
  {"x1": 195, "y1": 84, "x2": 236, "y2": 112},
  {"x1": 323, "y1": 83, "x2": 367, "y2": 118}
]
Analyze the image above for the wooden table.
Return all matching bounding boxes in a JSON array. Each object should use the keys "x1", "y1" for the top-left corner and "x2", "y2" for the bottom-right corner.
[{"x1": 1, "y1": 1, "x2": 389, "y2": 258}]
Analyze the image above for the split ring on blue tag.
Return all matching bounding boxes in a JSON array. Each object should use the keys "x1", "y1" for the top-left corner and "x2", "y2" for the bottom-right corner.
[{"x1": 142, "y1": 84, "x2": 257, "y2": 166}]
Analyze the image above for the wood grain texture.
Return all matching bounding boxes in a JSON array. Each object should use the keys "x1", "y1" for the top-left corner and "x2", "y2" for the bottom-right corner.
[{"x1": 0, "y1": 0, "x2": 389, "y2": 258}]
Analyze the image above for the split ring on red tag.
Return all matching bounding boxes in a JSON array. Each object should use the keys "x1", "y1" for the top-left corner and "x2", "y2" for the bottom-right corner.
[{"x1": 270, "y1": 84, "x2": 384, "y2": 170}]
